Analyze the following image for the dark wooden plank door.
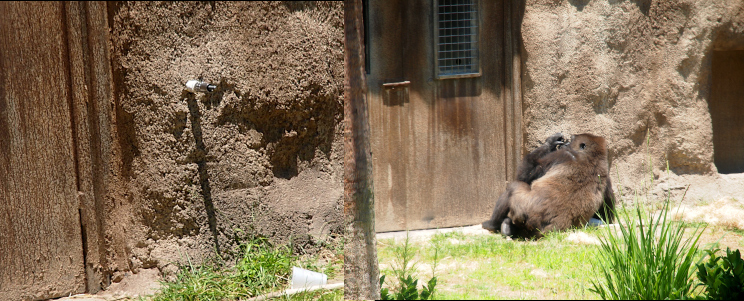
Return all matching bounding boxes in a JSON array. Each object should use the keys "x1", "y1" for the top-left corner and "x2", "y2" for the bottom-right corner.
[{"x1": 367, "y1": 0, "x2": 518, "y2": 232}]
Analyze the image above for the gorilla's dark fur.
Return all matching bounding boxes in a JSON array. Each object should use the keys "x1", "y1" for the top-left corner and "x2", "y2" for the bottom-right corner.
[{"x1": 482, "y1": 133, "x2": 615, "y2": 238}]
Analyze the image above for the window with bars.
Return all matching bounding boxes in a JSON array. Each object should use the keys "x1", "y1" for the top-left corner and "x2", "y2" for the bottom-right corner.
[{"x1": 435, "y1": 0, "x2": 479, "y2": 78}]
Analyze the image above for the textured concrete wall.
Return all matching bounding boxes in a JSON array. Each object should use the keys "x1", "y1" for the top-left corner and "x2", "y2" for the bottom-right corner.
[
  {"x1": 520, "y1": 0, "x2": 744, "y2": 203},
  {"x1": 108, "y1": 1, "x2": 344, "y2": 278}
]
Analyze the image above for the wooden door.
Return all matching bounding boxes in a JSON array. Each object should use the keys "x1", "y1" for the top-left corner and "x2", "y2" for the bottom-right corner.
[
  {"x1": 367, "y1": 0, "x2": 522, "y2": 232},
  {"x1": 0, "y1": 2, "x2": 86, "y2": 299}
]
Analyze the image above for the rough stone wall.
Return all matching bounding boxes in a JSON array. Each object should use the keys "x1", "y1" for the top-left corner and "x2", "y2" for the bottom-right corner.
[
  {"x1": 520, "y1": 0, "x2": 744, "y2": 203},
  {"x1": 108, "y1": 1, "x2": 343, "y2": 277}
]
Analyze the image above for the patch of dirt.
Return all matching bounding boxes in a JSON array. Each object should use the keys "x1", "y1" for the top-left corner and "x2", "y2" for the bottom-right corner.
[
  {"x1": 673, "y1": 197, "x2": 744, "y2": 229},
  {"x1": 696, "y1": 226, "x2": 744, "y2": 252},
  {"x1": 54, "y1": 268, "x2": 161, "y2": 301},
  {"x1": 563, "y1": 198, "x2": 744, "y2": 251},
  {"x1": 565, "y1": 231, "x2": 601, "y2": 245}
]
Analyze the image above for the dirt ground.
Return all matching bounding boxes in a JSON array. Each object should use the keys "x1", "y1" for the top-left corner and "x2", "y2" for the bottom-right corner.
[{"x1": 53, "y1": 269, "x2": 161, "y2": 301}]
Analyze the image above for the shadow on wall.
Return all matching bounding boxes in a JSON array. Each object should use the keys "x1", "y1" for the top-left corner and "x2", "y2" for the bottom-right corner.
[
  {"x1": 707, "y1": 50, "x2": 744, "y2": 174},
  {"x1": 183, "y1": 90, "x2": 221, "y2": 254},
  {"x1": 568, "y1": 0, "x2": 590, "y2": 12},
  {"x1": 215, "y1": 82, "x2": 341, "y2": 179},
  {"x1": 110, "y1": 42, "x2": 139, "y2": 181}
]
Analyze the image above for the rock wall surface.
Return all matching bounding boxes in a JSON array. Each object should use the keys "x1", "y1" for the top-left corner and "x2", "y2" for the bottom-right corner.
[
  {"x1": 520, "y1": 0, "x2": 744, "y2": 203},
  {"x1": 108, "y1": 1, "x2": 343, "y2": 278}
]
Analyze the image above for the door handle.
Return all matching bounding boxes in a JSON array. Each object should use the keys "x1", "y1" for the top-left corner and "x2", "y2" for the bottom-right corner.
[{"x1": 382, "y1": 81, "x2": 410, "y2": 89}]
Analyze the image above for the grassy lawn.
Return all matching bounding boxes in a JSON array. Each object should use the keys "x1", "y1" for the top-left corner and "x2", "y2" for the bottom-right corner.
[
  {"x1": 378, "y1": 229, "x2": 601, "y2": 300},
  {"x1": 377, "y1": 219, "x2": 744, "y2": 300}
]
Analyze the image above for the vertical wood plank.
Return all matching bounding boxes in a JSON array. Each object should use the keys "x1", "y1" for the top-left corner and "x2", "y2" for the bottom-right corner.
[
  {"x1": 503, "y1": 0, "x2": 524, "y2": 182},
  {"x1": 63, "y1": 0, "x2": 116, "y2": 292},
  {"x1": 0, "y1": 2, "x2": 86, "y2": 299},
  {"x1": 344, "y1": 0, "x2": 382, "y2": 299}
]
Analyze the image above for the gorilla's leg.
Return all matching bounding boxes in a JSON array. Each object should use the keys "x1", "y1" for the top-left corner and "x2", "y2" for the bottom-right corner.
[{"x1": 482, "y1": 188, "x2": 512, "y2": 232}]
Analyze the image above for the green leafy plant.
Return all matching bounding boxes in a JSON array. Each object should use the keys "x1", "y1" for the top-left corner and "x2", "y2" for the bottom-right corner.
[
  {"x1": 380, "y1": 274, "x2": 437, "y2": 300},
  {"x1": 696, "y1": 247, "x2": 744, "y2": 300},
  {"x1": 379, "y1": 232, "x2": 438, "y2": 300}
]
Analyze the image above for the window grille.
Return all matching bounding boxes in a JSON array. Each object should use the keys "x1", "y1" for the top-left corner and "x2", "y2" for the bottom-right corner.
[{"x1": 436, "y1": 0, "x2": 479, "y2": 78}]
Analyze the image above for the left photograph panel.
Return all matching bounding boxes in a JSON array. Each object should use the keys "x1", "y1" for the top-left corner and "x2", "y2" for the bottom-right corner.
[{"x1": 0, "y1": 2, "x2": 344, "y2": 300}]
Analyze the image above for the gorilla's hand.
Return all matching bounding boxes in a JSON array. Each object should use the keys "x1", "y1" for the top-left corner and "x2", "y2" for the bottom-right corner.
[{"x1": 545, "y1": 133, "x2": 565, "y2": 151}]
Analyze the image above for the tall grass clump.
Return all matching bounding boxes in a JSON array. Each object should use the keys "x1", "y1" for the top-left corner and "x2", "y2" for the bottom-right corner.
[
  {"x1": 235, "y1": 237, "x2": 294, "y2": 295},
  {"x1": 591, "y1": 198, "x2": 705, "y2": 299},
  {"x1": 152, "y1": 257, "x2": 252, "y2": 301},
  {"x1": 591, "y1": 137, "x2": 706, "y2": 300}
]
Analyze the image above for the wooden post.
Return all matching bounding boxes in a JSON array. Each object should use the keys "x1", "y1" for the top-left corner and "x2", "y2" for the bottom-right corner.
[{"x1": 343, "y1": 0, "x2": 381, "y2": 299}]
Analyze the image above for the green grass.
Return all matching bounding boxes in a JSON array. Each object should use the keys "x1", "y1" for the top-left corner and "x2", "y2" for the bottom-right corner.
[
  {"x1": 152, "y1": 237, "x2": 291, "y2": 301},
  {"x1": 295, "y1": 236, "x2": 345, "y2": 280},
  {"x1": 152, "y1": 260, "x2": 252, "y2": 301},
  {"x1": 376, "y1": 219, "x2": 744, "y2": 300},
  {"x1": 270, "y1": 288, "x2": 343, "y2": 301},
  {"x1": 377, "y1": 229, "x2": 602, "y2": 299},
  {"x1": 150, "y1": 236, "x2": 344, "y2": 301}
]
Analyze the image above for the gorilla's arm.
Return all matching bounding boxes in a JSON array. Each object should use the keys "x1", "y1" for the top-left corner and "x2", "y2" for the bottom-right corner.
[
  {"x1": 516, "y1": 133, "x2": 565, "y2": 184},
  {"x1": 483, "y1": 133, "x2": 564, "y2": 233}
]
